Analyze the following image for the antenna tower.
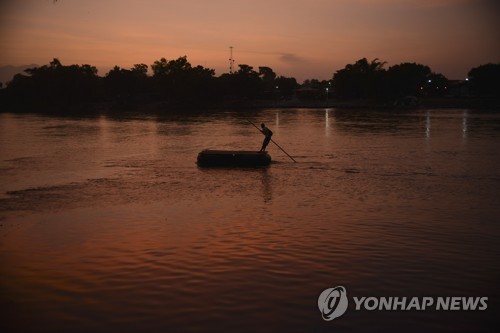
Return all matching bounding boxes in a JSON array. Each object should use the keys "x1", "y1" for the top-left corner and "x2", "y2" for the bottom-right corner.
[{"x1": 229, "y1": 46, "x2": 235, "y2": 74}]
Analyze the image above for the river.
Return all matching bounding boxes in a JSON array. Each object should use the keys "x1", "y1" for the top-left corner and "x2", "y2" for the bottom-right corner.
[{"x1": 1, "y1": 108, "x2": 499, "y2": 332}]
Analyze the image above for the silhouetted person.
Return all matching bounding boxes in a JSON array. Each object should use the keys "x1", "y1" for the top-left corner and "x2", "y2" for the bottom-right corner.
[{"x1": 259, "y1": 123, "x2": 273, "y2": 152}]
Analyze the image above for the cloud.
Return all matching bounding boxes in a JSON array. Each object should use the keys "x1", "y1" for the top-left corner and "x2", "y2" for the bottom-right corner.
[
  {"x1": 279, "y1": 53, "x2": 306, "y2": 64},
  {"x1": 339, "y1": 0, "x2": 473, "y2": 6},
  {"x1": 0, "y1": 64, "x2": 38, "y2": 85}
]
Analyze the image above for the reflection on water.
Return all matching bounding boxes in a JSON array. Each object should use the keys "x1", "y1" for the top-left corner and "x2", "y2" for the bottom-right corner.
[
  {"x1": 426, "y1": 110, "x2": 431, "y2": 139},
  {"x1": 463, "y1": 109, "x2": 468, "y2": 139},
  {"x1": 1, "y1": 109, "x2": 500, "y2": 333}
]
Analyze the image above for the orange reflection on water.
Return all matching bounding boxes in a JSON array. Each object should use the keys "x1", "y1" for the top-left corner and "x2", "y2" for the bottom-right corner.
[{"x1": 1, "y1": 110, "x2": 499, "y2": 332}]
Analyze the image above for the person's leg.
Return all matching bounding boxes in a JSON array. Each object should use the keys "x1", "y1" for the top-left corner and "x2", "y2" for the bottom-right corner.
[{"x1": 261, "y1": 137, "x2": 271, "y2": 151}]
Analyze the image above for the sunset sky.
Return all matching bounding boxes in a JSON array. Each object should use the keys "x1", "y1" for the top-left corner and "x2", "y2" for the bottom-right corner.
[{"x1": 0, "y1": 0, "x2": 499, "y2": 81}]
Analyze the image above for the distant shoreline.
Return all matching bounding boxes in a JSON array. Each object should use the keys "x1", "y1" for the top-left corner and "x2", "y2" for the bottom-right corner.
[
  {"x1": 1, "y1": 96, "x2": 499, "y2": 115},
  {"x1": 214, "y1": 97, "x2": 500, "y2": 110}
]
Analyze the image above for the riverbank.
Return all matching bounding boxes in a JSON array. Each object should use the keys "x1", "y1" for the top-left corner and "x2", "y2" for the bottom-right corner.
[
  {"x1": 2, "y1": 96, "x2": 500, "y2": 115},
  {"x1": 219, "y1": 96, "x2": 500, "y2": 110}
]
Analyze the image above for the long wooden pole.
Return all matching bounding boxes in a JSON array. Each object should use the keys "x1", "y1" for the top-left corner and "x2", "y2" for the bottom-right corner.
[{"x1": 247, "y1": 120, "x2": 297, "y2": 163}]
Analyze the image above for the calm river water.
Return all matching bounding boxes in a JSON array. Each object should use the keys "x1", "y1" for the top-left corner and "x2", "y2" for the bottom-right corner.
[{"x1": 1, "y1": 108, "x2": 499, "y2": 332}]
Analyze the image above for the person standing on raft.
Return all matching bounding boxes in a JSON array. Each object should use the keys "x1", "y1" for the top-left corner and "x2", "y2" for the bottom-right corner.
[{"x1": 259, "y1": 123, "x2": 273, "y2": 152}]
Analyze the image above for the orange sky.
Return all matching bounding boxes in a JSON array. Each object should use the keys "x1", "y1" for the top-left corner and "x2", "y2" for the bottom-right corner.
[{"x1": 0, "y1": 0, "x2": 499, "y2": 81}]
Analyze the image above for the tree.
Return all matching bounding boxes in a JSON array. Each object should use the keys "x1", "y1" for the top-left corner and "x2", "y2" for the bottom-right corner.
[
  {"x1": 104, "y1": 65, "x2": 149, "y2": 98},
  {"x1": 384, "y1": 62, "x2": 431, "y2": 97},
  {"x1": 468, "y1": 63, "x2": 500, "y2": 96},
  {"x1": 275, "y1": 76, "x2": 299, "y2": 99},
  {"x1": 6, "y1": 58, "x2": 100, "y2": 106},
  {"x1": 236, "y1": 64, "x2": 258, "y2": 78},
  {"x1": 132, "y1": 63, "x2": 148, "y2": 75},
  {"x1": 332, "y1": 58, "x2": 386, "y2": 98},
  {"x1": 151, "y1": 56, "x2": 215, "y2": 103},
  {"x1": 425, "y1": 72, "x2": 449, "y2": 97},
  {"x1": 218, "y1": 64, "x2": 262, "y2": 99},
  {"x1": 259, "y1": 66, "x2": 277, "y2": 91},
  {"x1": 151, "y1": 57, "x2": 169, "y2": 77}
]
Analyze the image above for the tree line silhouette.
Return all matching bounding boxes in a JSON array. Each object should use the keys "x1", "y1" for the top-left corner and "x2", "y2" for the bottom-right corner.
[{"x1": 1, "y1": 56, "x2": 498, "y2": 110}]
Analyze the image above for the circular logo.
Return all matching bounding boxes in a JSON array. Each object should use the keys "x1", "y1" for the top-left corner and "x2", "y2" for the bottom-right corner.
[{"x1": 318, "y1": 286, "x2": 348, "y2": 321}]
